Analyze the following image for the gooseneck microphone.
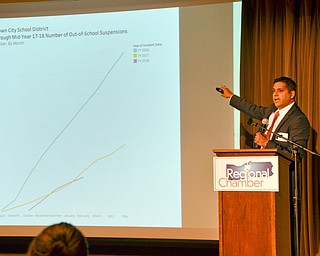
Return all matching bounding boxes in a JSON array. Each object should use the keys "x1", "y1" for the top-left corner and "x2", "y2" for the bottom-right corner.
[
  {"x1": 246, "y1": 117, "x2": 257, "y2": 127},
  {"x1": 247, "y1": 117, "x2": 269, "y2": 133}
]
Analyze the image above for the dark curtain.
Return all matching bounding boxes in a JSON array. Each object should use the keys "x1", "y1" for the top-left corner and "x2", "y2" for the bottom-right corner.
[{"x1": 240, "y1": 0, "x2": 320, "y2": 255}]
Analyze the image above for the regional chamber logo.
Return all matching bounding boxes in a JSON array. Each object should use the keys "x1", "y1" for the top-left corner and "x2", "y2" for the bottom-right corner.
[
  {"x1": 220, "y1": 161, "x2": 273, "y2": 188},
  {"x1": 214, "y1": 157, "x2": 279, "y2": 191}
]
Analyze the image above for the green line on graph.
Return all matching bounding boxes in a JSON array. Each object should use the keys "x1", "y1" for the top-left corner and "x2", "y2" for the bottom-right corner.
[{"x1": 1, "y1": 144, "x2": 125, "y2": 213}]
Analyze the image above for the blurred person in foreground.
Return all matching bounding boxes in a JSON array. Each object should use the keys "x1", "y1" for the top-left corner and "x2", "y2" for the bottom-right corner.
[{"x1": 26, "y1": 222, "x2": 88, "y2": 256}]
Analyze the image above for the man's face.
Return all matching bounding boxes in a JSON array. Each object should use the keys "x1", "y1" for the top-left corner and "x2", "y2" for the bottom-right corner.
[{"x1": 272, "y1": 81, "x2": 295, "y2": 109}]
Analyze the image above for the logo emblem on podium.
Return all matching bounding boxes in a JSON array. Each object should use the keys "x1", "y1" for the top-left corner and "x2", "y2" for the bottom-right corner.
[{"x1": 213, "y1": 156, "x2": 279, "y2": 191}]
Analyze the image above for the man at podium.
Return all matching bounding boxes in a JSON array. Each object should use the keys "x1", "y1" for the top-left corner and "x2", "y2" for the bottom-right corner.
[
  {"x1": 217, "y1": 76, "x2": 310, "y2": 159},
  {"x1": 216, "y1": 76, "x2": 311, "y2": 256}
]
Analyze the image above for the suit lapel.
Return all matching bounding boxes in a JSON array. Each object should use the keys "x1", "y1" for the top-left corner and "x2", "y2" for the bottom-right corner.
[{"x1": 273, "y1": 103, "x2": 297, "y2": 134}]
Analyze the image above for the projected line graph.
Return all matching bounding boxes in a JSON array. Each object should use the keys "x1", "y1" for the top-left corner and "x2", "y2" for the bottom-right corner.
[
  {"x1": 0, "y1": 7, "x2": 181, "y2": 227},
  {"x1": 28, "y1": 177, "x2": 84, "y2": 212},
  {"x1": 1, "y1": 144, "x2": 125, "y2": 213},
  {"x1": 2, "y1": 52, "x2": 125, "y2": 212}
]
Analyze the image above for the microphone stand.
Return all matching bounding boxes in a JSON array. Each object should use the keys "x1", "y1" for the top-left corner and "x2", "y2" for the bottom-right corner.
[
  {"x1": 249, "y1": 120, "x2": 320, "y2": 256},
  {"x1": 292, "y1": 145, "x2": 299, "y2": 256},
  {"x1": 266, "y1": 133, "x2": 320, "y2": 256}
]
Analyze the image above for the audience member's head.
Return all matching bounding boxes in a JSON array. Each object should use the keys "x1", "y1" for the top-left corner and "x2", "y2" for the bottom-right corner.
[{"x1": 26, "y1": 222, "x2": 88, "y2": 256}]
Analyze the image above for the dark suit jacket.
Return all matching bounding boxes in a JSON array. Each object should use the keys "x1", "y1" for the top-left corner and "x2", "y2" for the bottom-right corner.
[{"x1": 230, "y1": 95, "x2": 310, "y2": 158}]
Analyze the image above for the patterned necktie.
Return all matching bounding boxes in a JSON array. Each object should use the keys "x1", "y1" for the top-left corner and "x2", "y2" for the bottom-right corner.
[{"x1": 266, "y1": 111, "x2": 280, "y2": 140}]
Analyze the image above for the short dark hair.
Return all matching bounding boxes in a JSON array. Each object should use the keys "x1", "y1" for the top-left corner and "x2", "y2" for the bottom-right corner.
[{"x1": 273, "y1": 76, "x2": 297, "y2": 92}]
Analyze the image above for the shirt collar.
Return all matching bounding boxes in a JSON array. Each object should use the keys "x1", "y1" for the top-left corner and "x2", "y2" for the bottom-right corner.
[{"x1": 277, "y1": 101, "x2": 295, "y2": 116}]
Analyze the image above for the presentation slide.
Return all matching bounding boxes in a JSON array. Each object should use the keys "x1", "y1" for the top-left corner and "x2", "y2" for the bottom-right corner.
[
  {"x1": 0, "y1": 8, "x2": 181, "y2": 227},
  {"x1": 0, "y1": 1, "x2": 238, "y2": 241}
]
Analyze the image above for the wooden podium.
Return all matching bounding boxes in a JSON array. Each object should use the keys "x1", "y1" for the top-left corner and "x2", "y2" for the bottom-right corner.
[{"x1": 213, "y1": 149, "x2": 294, "y2": 256}]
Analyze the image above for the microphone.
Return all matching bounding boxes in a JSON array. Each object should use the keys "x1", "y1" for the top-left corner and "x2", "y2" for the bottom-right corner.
[
  {"x1": 257, "y1": 118, "x2": 269, "y2": 133},
  {"x1": 247, "y1": 117, "x2": 268, "y2": 149}
]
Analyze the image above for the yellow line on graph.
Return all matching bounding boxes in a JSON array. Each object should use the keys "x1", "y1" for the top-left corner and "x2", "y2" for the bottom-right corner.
[{"x1": 2, "y1": 144, "x2": 125, "y2": 213}]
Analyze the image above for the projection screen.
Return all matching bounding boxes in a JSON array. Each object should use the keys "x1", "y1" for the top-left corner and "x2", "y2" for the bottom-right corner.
[{"x1": 0, "y1": 1, "x2": 239, "y2": 241}]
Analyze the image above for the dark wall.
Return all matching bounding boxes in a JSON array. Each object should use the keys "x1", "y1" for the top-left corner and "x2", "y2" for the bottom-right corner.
[{"x1": 0, "y1": 237, "x2": 219, "y2": 256}]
